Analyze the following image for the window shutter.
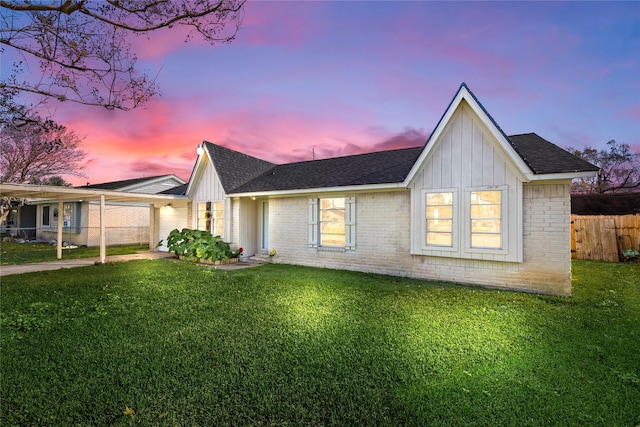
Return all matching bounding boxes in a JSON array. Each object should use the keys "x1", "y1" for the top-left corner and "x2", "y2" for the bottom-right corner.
[
  {"x1": 308, "y1": 198, "x2": 318, "y2": 247},
  {"x1": 345, "y1": 196, "x2": 356, "y2": 250}
]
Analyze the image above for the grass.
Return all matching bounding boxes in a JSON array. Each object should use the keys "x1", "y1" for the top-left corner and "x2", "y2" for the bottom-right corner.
[
  {"x1": 1, "y1": 260, "x2": 639, "y2": 426},
  {"x1": 0, "y1": 241, "x2": 149, "y2": 265}
]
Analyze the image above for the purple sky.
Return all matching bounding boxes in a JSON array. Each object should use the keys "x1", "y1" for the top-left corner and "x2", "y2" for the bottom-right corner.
[{"x1": 18, "y1": 1, "x2": 640, "y2": 185}]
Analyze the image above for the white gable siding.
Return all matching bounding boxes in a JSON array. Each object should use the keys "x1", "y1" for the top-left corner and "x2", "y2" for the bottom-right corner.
[
  {"x1": 126, "y1": 177, "x2": 184, "y2": 194},
  {"x1": 409, "y1": 102, "x2": 523, "y2": 262},
  {"x1": 191, "y1": 161, "x2": 226, "y2": 201}
]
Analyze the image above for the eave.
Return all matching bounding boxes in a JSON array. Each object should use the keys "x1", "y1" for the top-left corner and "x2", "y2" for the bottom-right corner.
[{"x1": 229, "y1": 182, "x2": 408, "y2": 198}]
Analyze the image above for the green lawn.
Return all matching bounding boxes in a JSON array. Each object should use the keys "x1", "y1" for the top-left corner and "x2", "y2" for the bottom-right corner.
[
  {"x1": 1, "y1": 260, "x2": 638, "y2": 426},
  {"x1": 0, "y1": 241, "x2": 149, "y2": 265}
]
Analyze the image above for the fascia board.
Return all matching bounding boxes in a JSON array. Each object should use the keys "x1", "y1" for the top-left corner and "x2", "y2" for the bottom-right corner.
[
  {"x1": 120, "y1": 174, "x2": 185, "y2": 193},
  {"x1": 229, "y1": 182, "x2": 407, "y2": 198},
  {"x1": 527, "y1": 170, "x2": 599, "y2": 181},
  {"x1": 185, "y1": 145, "x2": 210, "y2": 197}
]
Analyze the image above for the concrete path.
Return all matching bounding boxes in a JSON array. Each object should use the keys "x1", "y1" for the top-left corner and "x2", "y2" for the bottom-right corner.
[
  {"x1": 0, "y1": 251, "x2": 176, "y2": 277},
  {"x1": 0, "y1": 252, "x2": 262, "y2": 277}
]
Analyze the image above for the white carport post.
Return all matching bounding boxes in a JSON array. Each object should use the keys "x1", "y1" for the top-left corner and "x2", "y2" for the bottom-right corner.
[
  {"x1": 56, "y1": 198, "x2": 63, "y2": 259},
  {"x1": 99, "y1": 194, "x2": 106, "y2": 264}
]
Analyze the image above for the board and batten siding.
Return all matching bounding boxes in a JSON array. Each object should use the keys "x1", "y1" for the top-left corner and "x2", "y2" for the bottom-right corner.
[
  {"x1": 189, "y1": 158, "x2": 233, "y2": 240},
  {"x1": 191, "y1": 160, "x2": 226, "y2": 201},
  {"x1": 409, "y1": 102, "x2": 523, "y2": 263}
]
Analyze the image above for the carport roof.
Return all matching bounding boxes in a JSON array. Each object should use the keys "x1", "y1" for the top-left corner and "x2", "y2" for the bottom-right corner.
[{"x1": 0, "y1": 183, "x2": 189, "y2": 206}]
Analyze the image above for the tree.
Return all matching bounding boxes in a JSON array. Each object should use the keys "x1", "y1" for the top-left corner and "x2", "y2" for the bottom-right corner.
[
  {"x1": 0, "y1": 98, "x2": 85, "y2": 223},
  {"x1": 1, "y1": 0, "x2": 245, "y2": 111},
  {"x1": 567, "y1": 140, "x2": 640, "y2": 193}
]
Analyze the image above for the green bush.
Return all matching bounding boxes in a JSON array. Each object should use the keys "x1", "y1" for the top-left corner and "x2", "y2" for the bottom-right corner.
[{"x1": 161, "y1": 228, "x2": 241, "y2": 262}]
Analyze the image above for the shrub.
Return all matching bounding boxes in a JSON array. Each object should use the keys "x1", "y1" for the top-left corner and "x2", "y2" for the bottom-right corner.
[{"x1": 161, "y1": 228, "x2": 240, "y2": 262}]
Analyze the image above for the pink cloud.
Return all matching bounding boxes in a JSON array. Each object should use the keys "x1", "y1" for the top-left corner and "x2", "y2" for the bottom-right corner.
[{"x1": 238, "y1": 1, "x2": 325, "y2": 48}]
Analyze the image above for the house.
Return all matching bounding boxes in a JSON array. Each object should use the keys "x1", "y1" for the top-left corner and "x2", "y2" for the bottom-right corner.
[
  {"x1": 160, "y1": 83, "x2": 598, "y2": 295},
  {"x1": 35, "y1": 174, "x2": 185, "y2": 246},
  {"x1": 0, "y1": 203, "x2": 36, "y2": 239}
]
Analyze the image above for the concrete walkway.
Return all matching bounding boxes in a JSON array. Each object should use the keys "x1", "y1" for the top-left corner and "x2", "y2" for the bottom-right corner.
[
  {"x1": 0, "y1": 251, "x2": 177, "y2": 277},
  {"x1": 0, "y1": 252, "x2": 262, "y2": 277}
]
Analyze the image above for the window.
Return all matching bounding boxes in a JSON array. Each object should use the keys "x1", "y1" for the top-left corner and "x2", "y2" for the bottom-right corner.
[
  {"x1": 196, "y1": 202, "x2": 209, "y2": 231},
  {"x1": 309, "y1": 197, "x2": 355, "y2": 249},
  {"x1": 211, "y1": 202, "x2": 224, "y2": 236},
  {"x1": 320, "y1": 197, "x2": 346, "y2": 247},
  {"x1": 425, "y1": 192, "x2": 453, "y2": 246},
  {"x1": 470, "y1": 190, "x2": 501, "y2": 249},
  {"x1": 41, "y1": 203, "x2": 80, "y2": 232},
  {"x1": 197, "y1": 201, "x2": 224, "y2": 236},
  {"x1": 42, "y1": 206, "x2": 50, "y2": 226}
]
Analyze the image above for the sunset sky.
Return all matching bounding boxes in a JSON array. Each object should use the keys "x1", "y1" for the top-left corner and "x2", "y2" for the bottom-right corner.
[{"x1": 7, "y1": 1, "x2": 640, "y2": 186}]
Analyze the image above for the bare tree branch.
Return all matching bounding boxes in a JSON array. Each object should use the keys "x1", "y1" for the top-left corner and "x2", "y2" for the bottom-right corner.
[
  {"x1": 568, "y1": 140, "x2": 640, "y2": 193},
  {"x1": 1, "y1": 0, "x2": 245, "y2": 110}
]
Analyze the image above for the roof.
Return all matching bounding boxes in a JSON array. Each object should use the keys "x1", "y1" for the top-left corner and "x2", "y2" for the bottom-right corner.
[
  {"x1": 201, "y1": 83, "x2": 598, "y2": 195},
  {"x1": 204, "y1": 142, "x2": 276, "y2": 193},
  {"x1": 77, "y1": 174, "x2": 185, "y2": 192},
  {"x1": 159, "y1": 183, "x2": 188, "y2": 195},
  {"x1": 509, "y1": 133, "x2": 600, "y2": 174},
  {"x1": 206, "y1": 132, "x2": 596, "y2": 194},
  {"x1": 231, "y1": 147, "x2": 423, "y2": 193},
  {"x1": 0, "y1": 182, "x2": 189, "y2": 206},
  {"x1": 571, "y1": 192, "x2": 640, "y2": 215}
]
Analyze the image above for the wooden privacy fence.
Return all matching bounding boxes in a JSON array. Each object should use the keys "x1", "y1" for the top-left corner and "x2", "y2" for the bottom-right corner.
[{"x1": 571, "y1": 214, "x2": 640, "y2": 262}]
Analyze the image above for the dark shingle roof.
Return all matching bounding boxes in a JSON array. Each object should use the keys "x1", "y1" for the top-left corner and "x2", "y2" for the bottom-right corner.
[
  {"x1": 77, "y1": 175, "x2": 185, "y2": 191},
  {"x1": 205, "y1": 133, "x2": 597, "y2": 194},
  {"x1": 77, "y1": 175, "x2": 168, "y2": 190},
  {"x1": 231, "y1": 147, "x2": 423, "y2": 194},
  {"x1": 159, "y1": 183, "x2": 188, "y2": 195},
  {"x1": 205, "y1": 142, "x2": 276, "y2": 193},
  {"x1": 571, "y1": 192, "x2": 640, "y2": 215},
  {"x1": 509, "y1": 133, "x2": 599, "y2": 174}
]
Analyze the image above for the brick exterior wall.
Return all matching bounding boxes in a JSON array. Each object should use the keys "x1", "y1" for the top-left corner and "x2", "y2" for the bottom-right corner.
[{"x1": 266, "y1": 184, "x2": 572, "y2": 296}]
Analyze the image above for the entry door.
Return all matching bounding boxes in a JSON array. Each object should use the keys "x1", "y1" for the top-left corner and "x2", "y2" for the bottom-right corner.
[{"x1": 260, "y1": 201, "x2": 269, "y2": 252}]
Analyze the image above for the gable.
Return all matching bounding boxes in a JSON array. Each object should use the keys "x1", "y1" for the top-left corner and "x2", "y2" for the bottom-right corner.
[
  {"x1": 413, "y1": 101, "x2": 523, "y2": 190},
  {"x1": 79, "y1": 175, "x2": 186, "y2": 194},
  {"x1": 187, "y1": 152, "x2": 227, "y2": 201}
]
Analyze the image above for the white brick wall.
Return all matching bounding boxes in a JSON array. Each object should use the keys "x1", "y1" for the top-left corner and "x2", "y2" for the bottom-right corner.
[{"x1": 265, "y1": 184, "x2": 572, "y2": 296}]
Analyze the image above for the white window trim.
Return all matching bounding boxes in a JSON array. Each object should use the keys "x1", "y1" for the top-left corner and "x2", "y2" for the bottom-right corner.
[
  {"x1": 41, "y1": 203, "x2": 80, "y2": 233},
  {"x1": 195, "y1": 200, "x2": 226, "y2": 240},
  {"x1": 308, "y1": 196, "x2": 356, "y2": 250},
  {"x1": 422, "y1": 188, "x2": 459, "y2": 252},
  {"x1": 463, "y1": 186, "x2": 508, "y2": 255}
]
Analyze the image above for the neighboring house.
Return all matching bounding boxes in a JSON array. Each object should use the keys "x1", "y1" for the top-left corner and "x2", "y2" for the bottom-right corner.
[
  {"x1": 0, "y1": 204, "x2": 36, "y2": 239},
  {"x1": 36, "y1": 175, "x2": 185, "y2": 246},
  {"x1": 163, "y1": 84, "x2": 598, "y2": 295}
]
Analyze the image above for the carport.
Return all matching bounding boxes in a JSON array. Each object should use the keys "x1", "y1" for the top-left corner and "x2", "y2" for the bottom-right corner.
[{"x1": 0, "y1": 183, "x2": 189, "y2": 263}]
